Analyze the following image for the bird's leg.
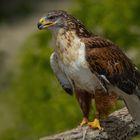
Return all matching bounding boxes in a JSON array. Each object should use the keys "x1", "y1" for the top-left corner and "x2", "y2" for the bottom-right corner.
[
  {"x1": 75, "y1": 89, "x2": 92, "y2": 126},
  {"x1": 88, "y1": 112, "x2": 101, "y2": 130},
  {"x1": 80, "y1": 117, "x2": 88, "y2": 126},
  {"x1": 88, "y1": 89, "x2": 117, "y2": 129},
  {"x1": 88, "y1": 89, "x2": 103, "y2": 129}
]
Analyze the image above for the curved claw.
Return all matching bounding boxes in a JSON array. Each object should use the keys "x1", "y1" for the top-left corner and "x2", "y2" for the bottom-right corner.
[{"x1": 88, "y1": 118, "x2": 101, "y2": 130}]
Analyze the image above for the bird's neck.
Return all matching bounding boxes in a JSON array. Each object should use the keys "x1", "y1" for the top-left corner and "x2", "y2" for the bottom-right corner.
[
  {"x1": 53, "y1": 29, "x2": 83, "y2": 64},
  {"x1": 52, "y1": 24, "x2": 93, "y2": 38}
]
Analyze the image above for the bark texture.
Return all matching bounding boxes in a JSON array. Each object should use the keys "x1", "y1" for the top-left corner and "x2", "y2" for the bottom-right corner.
[{"x1": 40, "y1": 107, "x2": 140, "y2": 140}]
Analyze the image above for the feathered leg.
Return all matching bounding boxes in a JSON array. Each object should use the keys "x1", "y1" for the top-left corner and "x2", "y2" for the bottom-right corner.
[
  {"x1": 75, "y1": 89, "x2": 92, "y2": 126},
  {"x1": 88, "y1": 89, "x2": 118, "y2": 129}
]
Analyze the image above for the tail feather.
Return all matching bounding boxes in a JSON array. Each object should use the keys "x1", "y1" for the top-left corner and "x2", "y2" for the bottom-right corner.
[
  {"x1": 111, "y1": 86, "x2": 140, "y2": 124},
  {"x1": 122, "y1": 90, "x2": 140, "y2": 125}
]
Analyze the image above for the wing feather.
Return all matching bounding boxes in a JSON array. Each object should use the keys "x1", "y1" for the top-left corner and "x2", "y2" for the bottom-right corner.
[
  {"x1": 50, "y1": 52, "x2": 73, "y2": 95},
  {"x1": 84, "y1": 36, "x2": 139, "y2": 94}
]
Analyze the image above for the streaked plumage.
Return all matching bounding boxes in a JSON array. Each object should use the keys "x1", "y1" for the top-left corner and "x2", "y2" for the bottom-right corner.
[{"x1": 38, "y1": 10, "x2": 140, "y2": 127}]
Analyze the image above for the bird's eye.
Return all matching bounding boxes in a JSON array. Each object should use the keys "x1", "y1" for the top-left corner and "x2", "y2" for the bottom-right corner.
[{"x1": 48, "y1": 16, "x2": 54, "y2": 20}]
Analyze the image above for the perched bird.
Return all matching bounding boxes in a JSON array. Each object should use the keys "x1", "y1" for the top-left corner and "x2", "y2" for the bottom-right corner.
[{"x1": 37, "y1": 10, "x2": 140, "y2": 129}]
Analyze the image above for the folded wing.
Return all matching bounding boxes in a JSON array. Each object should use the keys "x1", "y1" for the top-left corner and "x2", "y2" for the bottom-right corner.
[
  {"x1": 50, "y1": 52, "x2": 73, "y2": 95},
  {"x1": 84, "y1": 36, "x2": 140, "y2": 124}
]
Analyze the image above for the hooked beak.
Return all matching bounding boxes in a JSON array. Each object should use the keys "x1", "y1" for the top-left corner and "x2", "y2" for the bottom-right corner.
[{"x1": 37, "y1": 17, "x2": 55, "y2": 30}]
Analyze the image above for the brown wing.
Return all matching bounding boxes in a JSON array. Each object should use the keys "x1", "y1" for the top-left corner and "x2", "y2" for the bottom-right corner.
[{"x1": 83, "y1": 36, "x2": 139, "y2": 94}]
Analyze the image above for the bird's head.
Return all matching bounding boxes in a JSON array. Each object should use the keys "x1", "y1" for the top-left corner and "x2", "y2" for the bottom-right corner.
[
  {"x1": 37, "y1": 10, "x2": 92, "y2": 37},
  {"x1": 37, "y1": 10, "x2": 71, "y2": 30}
]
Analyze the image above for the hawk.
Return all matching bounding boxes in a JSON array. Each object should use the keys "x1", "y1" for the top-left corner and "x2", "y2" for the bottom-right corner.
[{"x1": 37, "y1": 10, "x2": 140, "y2": 129}]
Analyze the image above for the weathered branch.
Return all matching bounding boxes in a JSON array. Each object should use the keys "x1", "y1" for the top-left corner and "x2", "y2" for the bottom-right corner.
[{"x1": 40, "y1": 107, "x2": 140, "y2": 140}]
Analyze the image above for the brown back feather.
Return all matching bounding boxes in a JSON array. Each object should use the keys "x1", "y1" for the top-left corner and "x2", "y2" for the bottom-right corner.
[{"x1": 83, "y1": 36, "x2": 138, "y2": 94}]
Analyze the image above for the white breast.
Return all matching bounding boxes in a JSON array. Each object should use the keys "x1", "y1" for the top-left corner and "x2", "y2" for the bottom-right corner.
[{"x1": 55, "y1": 31, "x2": 104, "y2": 93}]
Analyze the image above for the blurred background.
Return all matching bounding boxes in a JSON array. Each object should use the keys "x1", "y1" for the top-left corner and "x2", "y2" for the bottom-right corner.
[{"x1": 0, "y1": 0, "x2": 140, "y2": 140}]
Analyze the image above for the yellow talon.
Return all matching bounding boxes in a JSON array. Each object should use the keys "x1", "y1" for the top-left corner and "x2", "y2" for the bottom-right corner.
[
  {"x1": 80, "y1": 118, "x2": 88, "y2": 126},
  {"x1": 88, "y1": 118, "x2": 101, "y2": 130}
]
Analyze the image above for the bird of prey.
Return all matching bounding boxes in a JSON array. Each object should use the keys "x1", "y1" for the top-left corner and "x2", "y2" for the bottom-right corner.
[{"x1": 37, "y1": 10, "x2": 140, "y2": 129}]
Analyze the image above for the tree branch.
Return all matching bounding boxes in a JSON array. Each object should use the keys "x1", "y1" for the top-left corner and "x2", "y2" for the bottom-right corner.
[{"x1": 40, "y1": 107, "x2": 140, "y2": 140}]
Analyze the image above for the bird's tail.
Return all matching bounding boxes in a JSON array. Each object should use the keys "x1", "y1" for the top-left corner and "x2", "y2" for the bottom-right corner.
[
  {"x1": 111, "y1": 86, "x2": 140, "y2": 124},
  {"x1": 122, "y1": 89, "x2": 140, "y2": 125}
]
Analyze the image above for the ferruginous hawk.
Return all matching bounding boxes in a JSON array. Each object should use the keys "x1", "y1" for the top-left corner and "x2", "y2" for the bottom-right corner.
[{"x1": 37, "y1": 10, "x2": 140, "y2": 129}]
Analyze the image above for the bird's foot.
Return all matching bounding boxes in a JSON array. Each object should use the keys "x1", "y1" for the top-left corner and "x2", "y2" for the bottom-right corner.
[
  {"x1": 88, "y1": 118, "x2": 101, "y2": 130},
  {"x1": 80, "y1": 117, "x2": 88, "y2": 126}
]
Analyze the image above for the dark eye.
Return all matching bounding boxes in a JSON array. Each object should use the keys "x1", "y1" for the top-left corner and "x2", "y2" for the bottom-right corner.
[{"x1": 48, "y1": 16, "x2": 54, "y2": 20}]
